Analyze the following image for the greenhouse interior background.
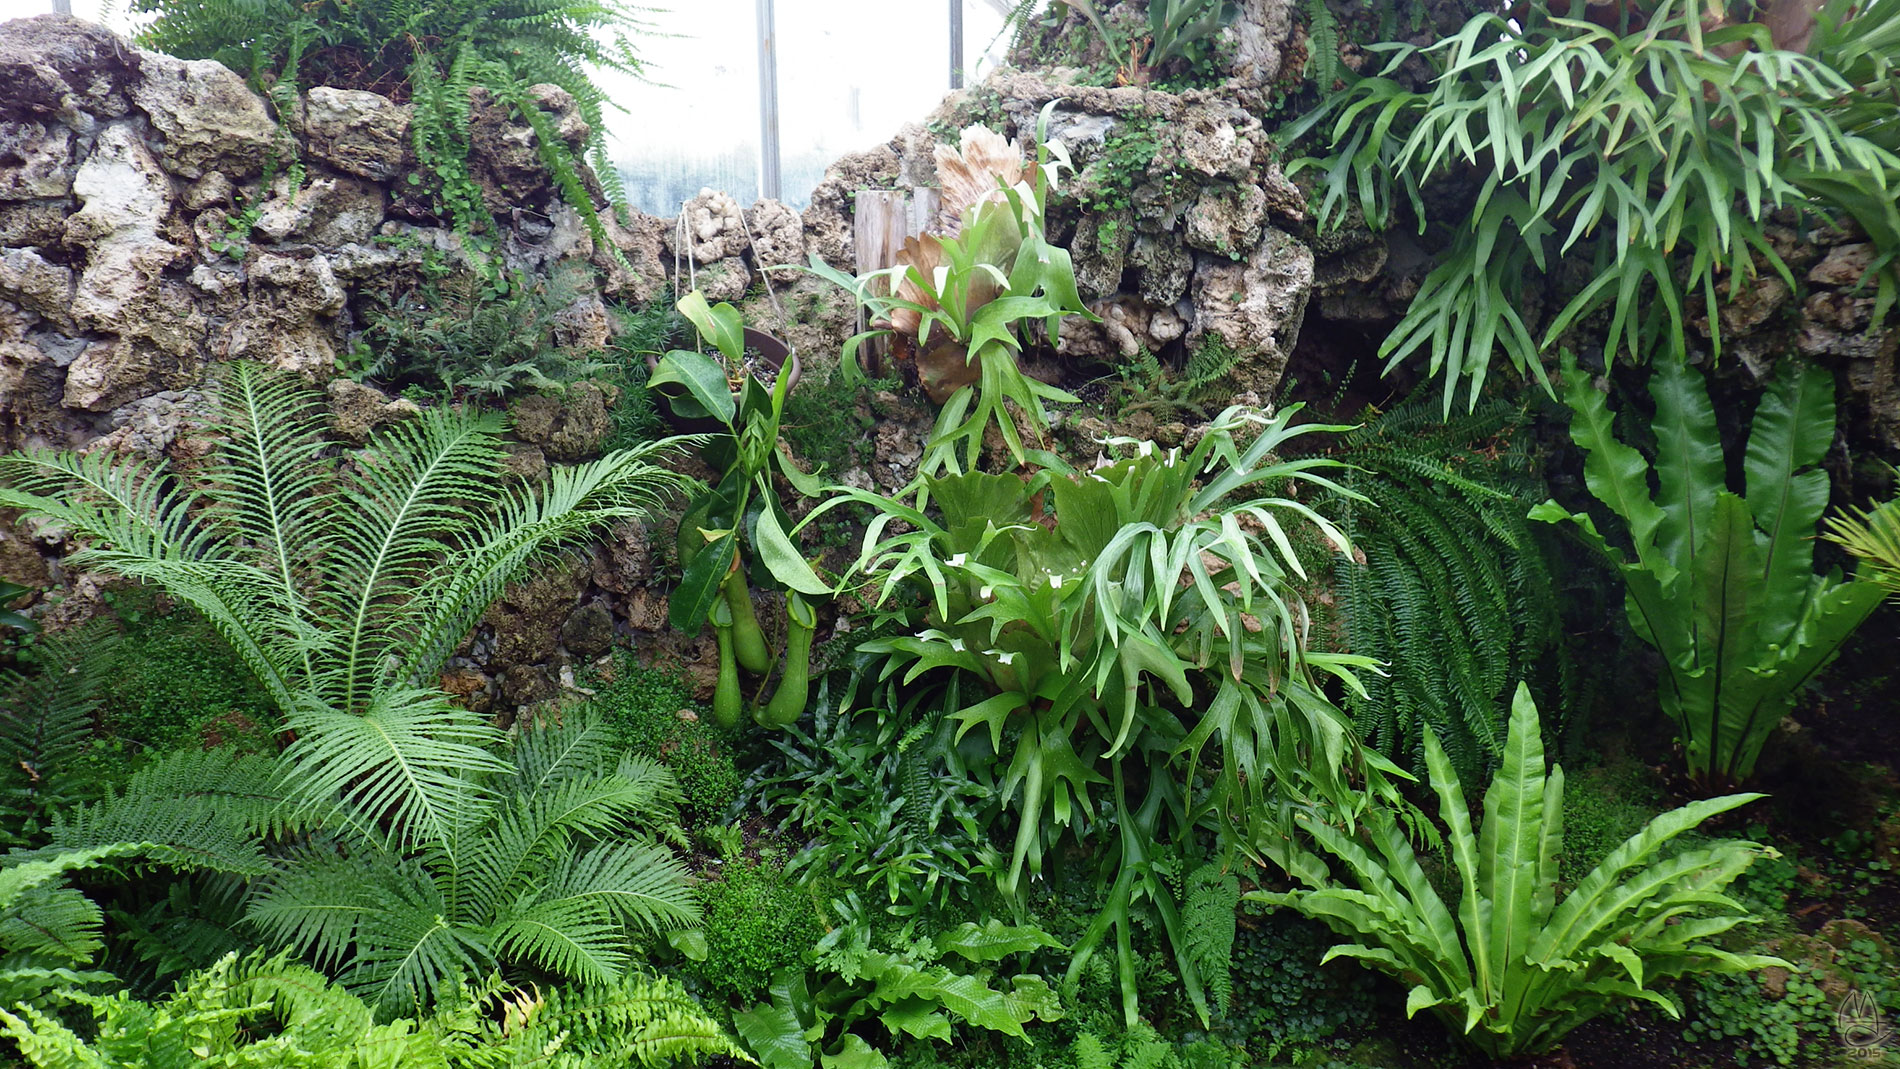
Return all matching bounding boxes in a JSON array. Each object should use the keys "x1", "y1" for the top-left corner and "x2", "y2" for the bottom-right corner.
[{"x1": 2, "y1": 0, "x2": 1017, "y2": 211}]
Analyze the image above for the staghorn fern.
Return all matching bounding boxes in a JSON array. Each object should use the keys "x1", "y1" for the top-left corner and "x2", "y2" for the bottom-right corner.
[
  {"x1": 1334, "y1": 395, "x2": 1571, "y2": 779},
  {"x1": 0, "y1": 361, "x2": 698, "y2": 855}
]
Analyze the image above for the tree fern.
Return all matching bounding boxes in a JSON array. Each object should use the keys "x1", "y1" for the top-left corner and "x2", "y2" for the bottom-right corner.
[
  {"x1": 0, "y1": 362, "x2": 697, "y2": 853},
  {"x1": 1334, "y1": 395, "x2": 1572, "y2": 778},
  {"x1": 247, "y1": 711, "x2": 698, "y2": 1014}
]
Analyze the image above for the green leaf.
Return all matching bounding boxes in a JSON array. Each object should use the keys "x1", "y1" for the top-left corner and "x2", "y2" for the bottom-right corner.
[
  {"x1": 756, "y1": 504, "x2": 831, "y2": 596},
  {"x1": 670, "y1": 531, "x2": 737, "y2": 633},
  {"x1": 668, "y1": 928, "x2": 710, "y2": 962},
  {"x1": 1558, "y1": 353, "x2": 1666, "y2": 567},
  {"x1": 1648, "y1": 355, "x2": 1724, "y2": 568},
  {"x1": 1743, "y1": 361, "x2": 1835, "y2": 646},
  {"x1": 735, "y1": 1002, "x2": 811, "y2": 1069},
  {"x1": 650, "y1": 349, "x2": 737, "y2": 428},
  {"x1": 676, "y1": 290, "x2": 746, "y2": 363},
  {"x1": 930, "y1": 920, "x2": 1064, "y2": 962},
  {"x1": 822, "y1": 1035, "x2": 891, "y2": 1069},
  {"x1": 1475, "y1": 683, "x2": 1548, "y2": 1010}
]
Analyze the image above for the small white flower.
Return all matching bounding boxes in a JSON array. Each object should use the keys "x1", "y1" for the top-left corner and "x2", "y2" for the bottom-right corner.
[
  {"x1": 979, "y1": 585, "x2": 995, "y2": 599},
  {"x1": 1049, "y1": 573, "x2": 1064, "y2": 589},
  {"x1": 949, "y1": 638, "x2": 966, "y2": 652},
  {"x1": 992, "y1": 650, "x2": 1018, "y2": 666},
  {"x1": 946, "y1": 553, "x2": 967, "y2": 568}
]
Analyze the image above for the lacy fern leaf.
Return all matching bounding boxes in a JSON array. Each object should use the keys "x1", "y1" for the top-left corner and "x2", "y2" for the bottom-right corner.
[{"x1": 1336, "y1": 396, "x2": 1571, "y2": 778}]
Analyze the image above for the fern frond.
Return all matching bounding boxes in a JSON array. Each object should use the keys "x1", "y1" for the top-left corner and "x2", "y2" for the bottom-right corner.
[
  {"x1": 204, "y1": 361, "x2": 332, "y2": 686},
  {"x1": 281, "y1": 689, "x2": 508, "y2": 855},
  {"x1": 490, "y1": 899, "x2": 626, "y2": 986},
  {"x1": 0, "y1": 621, "x2": 116, "y2": 828},
  {"x1": 457, "y1": 767, "x2": 681, "y2": 922},
  {"x1": 246, "y1": 842, "x2": 392, "y2": 974},
  {"x1": 1827, "y1": 495, "x2": 1900, "y2": 593},
  {"x1": 0, "y1": 883, "x2": 107, "y2": 965},
  {"x1": 511, "y1": 708, "x2": 623, "y2": 792},
  {"x1": 1181, "y1": 862, "x2": 1238, "y2": 1017},
  {"x1": 393, "y1": 436, "x2": 699, "y2": 687},
  {"x1": 501, "y1": 972, "x2": 752, "y2": 1068},
  {"x1": 346, "y1": 873, "x2": 490, "y2": 1014},
  {"x1": 0, "y1": 448, "x2": 214, "y2": 563},
  {"x1": 1336, "y1": 395, "x2": 1570, "y2": 777},
  {"x1": 321, "y1": 406, "x2": 507, "y2": 713},
  {"x1": 539, "y1": 841, "x2": 698, "y2": 935}
]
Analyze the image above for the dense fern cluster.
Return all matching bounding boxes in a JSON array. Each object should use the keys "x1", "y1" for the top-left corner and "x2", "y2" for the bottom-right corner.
[
  {"x1": 132, "y1": 0, "x2": 649, "y2": 257},
  {"x1": 1334, "y1": 396, "x2": 1572, "y2": 777},
  {"x1": 0, "y1": 948, "x2": 748, "y2": 1068},
  {"x1": 1111, "y1": 337, "x2": 1243, "y2": 423},
  {"x1": 352, "y1": 265, "x2": 609, "y2": 398},
  {"x1": 0, "y1": 624, "x2": 116, "y2": 839}
]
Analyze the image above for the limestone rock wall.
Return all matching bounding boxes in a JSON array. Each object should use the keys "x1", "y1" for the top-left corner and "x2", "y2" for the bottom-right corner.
[{"x1": 0, "y1": 15, "x2": 860, "y2": 710}]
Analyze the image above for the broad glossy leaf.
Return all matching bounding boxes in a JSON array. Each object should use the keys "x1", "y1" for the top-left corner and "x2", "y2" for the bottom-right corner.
[
  {"x1": 734, "y1": 1003, "x2": 810, "y2": 1069},
  {"x1": 1688, "y1": 493, "x2": 1768, "y2": 782},
  {"x1": 931, "y1": 919, "x2": 1064, "y2": 962},
  {"x1": 1647, "y1": 356, "x2": 1724, "y2": 568},
  {"x1": 1558, "y1": 354, "x2": 1665, "y2": 567},
  {"x1": 649, "y1": 349, "x2": 736, "y2": 428},
  {"x1": 670, "y1": 531, "x2": 736, "y2": 633},
  {"x1": 676, "y1": 290, "x2": 746, "y2": 363},
  {"x1": 1476, "y1": 683, "x2": 1547, "y2": 1007},
  {"x1": 822, "y1": 1035, "x2": 891, "y2": 1068},
  {"x1": 755, "y1": 504, "x2": 830, "y2": 596},
  {"x1": 1743, "y1": 361, "x2": 1835, "y2": 645}
]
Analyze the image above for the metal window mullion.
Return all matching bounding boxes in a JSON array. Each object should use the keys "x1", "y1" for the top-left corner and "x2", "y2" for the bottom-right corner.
[
  {"x1": 951, "y1": 0, "x2": 965, "y2": 89},
  {"x1": 756, "y1": 0, "x2": 781, "y2": 203}
]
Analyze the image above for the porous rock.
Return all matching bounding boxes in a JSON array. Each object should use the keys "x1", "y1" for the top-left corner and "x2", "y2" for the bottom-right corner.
[
  {"x1": 129, "y1": 50, "x2": 277, "y2": 179},
  {"x1": 303, "y1": 87, "x2": 411, "y2": 181}
]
